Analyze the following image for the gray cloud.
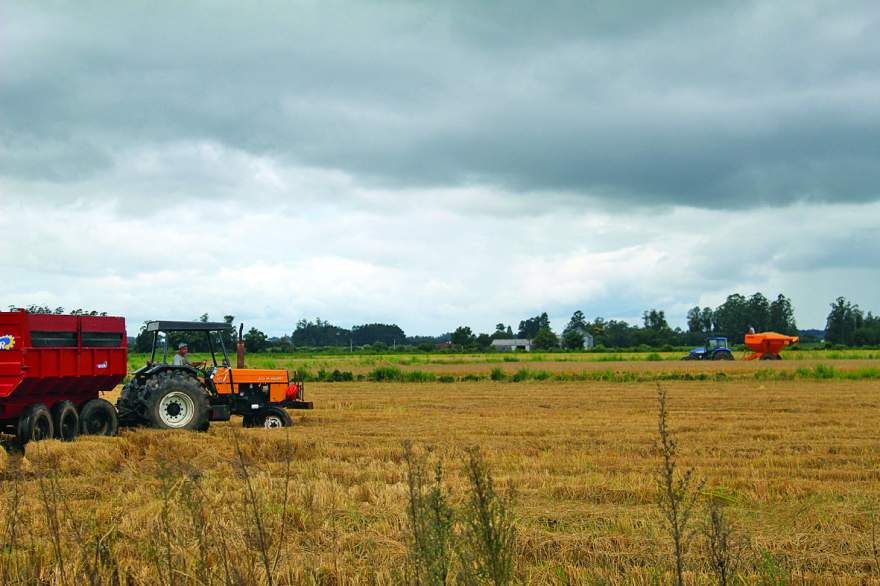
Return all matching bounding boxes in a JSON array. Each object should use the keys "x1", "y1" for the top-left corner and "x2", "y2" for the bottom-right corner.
[
  {"x1": 3, "y1": 1, "x2": 880, "y2": 208},
  {"x1": 2, "y1": 1, "x2": 879, "y2": 333}
]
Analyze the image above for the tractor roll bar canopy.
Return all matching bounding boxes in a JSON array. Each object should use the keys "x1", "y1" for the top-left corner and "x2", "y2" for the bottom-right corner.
[
  {"x1": 146, "y1": 321, "x2": 233, "y2": 332},
  {"x1": 146, "y1": 320, "x2": 234, "y2": 366}
]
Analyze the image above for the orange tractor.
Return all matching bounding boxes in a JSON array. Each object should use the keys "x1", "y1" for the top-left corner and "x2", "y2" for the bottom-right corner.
[
  {"x1": 743, "y1": 331, "x2": 799, "y2": 360},
  {"x1": 117, "y1": 321, "x2": 312, "y2": 430}
]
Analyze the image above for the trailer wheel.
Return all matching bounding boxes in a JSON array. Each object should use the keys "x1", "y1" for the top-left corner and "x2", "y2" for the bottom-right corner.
[
  {"x1": 16, "y1": 404, "x2": 54, "y2": 446},
  {"x1": 80, "y1": 399, "x2": 119, "y2": 436},
  {"x1": 146, "y1": 372, "x2": 210, "y2": 431},
  {"x1": 51, "y1": 401, "x2": 79, "y2": 441},
  {"x1": 256, "y1": 407, "x2": 292, "y2": 429}
]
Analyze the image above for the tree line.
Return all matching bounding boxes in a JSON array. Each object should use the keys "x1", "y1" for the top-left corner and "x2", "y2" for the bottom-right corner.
[{"x1": 9, "y1": 293, "x2": 880, "y2": 352}]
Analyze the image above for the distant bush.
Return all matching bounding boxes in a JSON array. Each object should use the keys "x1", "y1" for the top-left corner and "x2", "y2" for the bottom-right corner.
[
  {"x1": 322, "y1": 369, "x2": 354, "y2": 382},
  {"x1": 405, "y1": 370, "x2": 437, "y2": 383},
  {"x1": 646, "y1": 353, "x2": 663, "y2": 362},
  {"x1": 490, "y1": 367, "x2": 506, "y2": 381},
  {"x1": 369, "y1": 366, "x2": 403, "y2": 381}
]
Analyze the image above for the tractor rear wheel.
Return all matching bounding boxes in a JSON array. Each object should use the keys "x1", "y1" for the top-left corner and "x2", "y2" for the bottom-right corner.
[
  {"x1": 80, "y1": 399, "x2": 119, "y2": 436},
  {"x1": 117, "y1": 379, "x2": 146, "y2": 425},
  {"x1": 713, "y1": 350, "x2": 734, "y2": 360},
  {"x1": 146, "y1": 372, "x2": 210, "y2": 431},
  {"x1": 16, "y1": 404, "x2": 54, "y2": 447},
  {"x1": 51, "y1": 401, "x2": 79, "y2": 441}
]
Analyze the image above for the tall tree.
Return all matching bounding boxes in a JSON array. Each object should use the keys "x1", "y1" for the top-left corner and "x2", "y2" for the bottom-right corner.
[
  {"x1": 492, "y1": 323, "x2": 510, "y2": 340},
  {"x1": 642, "y1": 309, "x2": 670, "y2": 332},
  {"x1": 700, "y1": 307, "x2": 714, "y2": 334},
  {"x1": 451, "y1": 326, "x2": 476, "y2": 347},
  {"x1": 746, "y1": 293, "x2": 770, "y2": 332},
  {"x1": 713, "y1": 294, "x2": 750, "y2": 342},
  {"x1": 686, "y1": 307, "x2": 702, "y2": 333},
  {"x1": 243, "y1": 327, "x2": 268, "y2": 352},
  {"x1": 825, "y1": 297, "x2": 861, "y2": 345},
  {"x1": 518, "y1": 312, "x2": 550, "y2": 339},
  {"x1": 562, "y1": 310, "x2": 588, "y2": 350},
  {"x1": 532, "y1": 327, "x2": 559, "y2": 350},
  {"x1": 768, "y1": 295, "x2": 797, "y2": 335}
]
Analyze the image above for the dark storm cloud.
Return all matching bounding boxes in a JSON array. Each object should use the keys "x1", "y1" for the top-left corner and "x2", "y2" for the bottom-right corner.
[{"x1": 2, "y1": 0, "x2": 880, "y2": 207}]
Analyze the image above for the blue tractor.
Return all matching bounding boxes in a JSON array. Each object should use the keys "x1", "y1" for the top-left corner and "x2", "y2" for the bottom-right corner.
[{"x1": 682, "y1": 336, "x2": 734, "y2": 360}]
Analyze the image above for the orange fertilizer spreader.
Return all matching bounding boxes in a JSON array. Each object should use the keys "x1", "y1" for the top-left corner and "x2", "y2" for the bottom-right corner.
[{"x1": 743, "y1": 332, "x2": 799, "y2": 361}]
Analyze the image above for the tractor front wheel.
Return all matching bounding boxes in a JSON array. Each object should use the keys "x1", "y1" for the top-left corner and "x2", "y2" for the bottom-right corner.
[{"x1": 244, "y1": 407, "x2": 293, "y2": 429}]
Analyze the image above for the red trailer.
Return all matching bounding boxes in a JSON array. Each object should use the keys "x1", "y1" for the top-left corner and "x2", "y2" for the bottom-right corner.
[{"x1": 0, "y1": 310, "x2": 126, "y2": 446}]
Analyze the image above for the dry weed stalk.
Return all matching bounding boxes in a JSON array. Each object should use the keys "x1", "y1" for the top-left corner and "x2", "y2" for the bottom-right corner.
[
  {"x1": 403, "y1": 441, "x2": 453, "y2": 586},
  {"x1": 458, "y1": 446, "x2": 516, "y2": 586},
  {"x1": 231, "y1": 426, "x2": 275, "y2": 586},
  {"x1": 702, "y1": 496, "x2": 743, "y2": 586},
  {"x1": 655, "y1": 385, "x2": 704, "y2": 586}
]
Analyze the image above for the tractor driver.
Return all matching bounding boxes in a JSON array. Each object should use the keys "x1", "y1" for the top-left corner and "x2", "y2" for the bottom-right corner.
[{"x1": 173, "y1": 343, "x2": 206, "y2": 368}]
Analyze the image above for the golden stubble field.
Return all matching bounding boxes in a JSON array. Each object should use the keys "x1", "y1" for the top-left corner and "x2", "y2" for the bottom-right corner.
[{"x1": 2, "y1": 378, "x2": 880, "y2": 584}]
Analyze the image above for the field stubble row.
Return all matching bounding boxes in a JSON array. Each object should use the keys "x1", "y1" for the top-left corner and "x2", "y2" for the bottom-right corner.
[{"x1": 1, "y1": 379, "x2": 879, "y2": 583}]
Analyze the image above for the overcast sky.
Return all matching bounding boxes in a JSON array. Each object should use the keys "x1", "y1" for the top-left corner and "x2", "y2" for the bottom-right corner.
[{"x1": 2, "y1": 1, "x2": 878, "y2": 336}]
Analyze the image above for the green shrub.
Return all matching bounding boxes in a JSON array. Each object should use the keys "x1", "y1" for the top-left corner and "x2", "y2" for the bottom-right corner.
[
  {"x1": 369, "y1": 366, "x2": 403, "y2": 381},
  {"x1": 646, "y1": 353, "x2": 663, "y2": 362},
  {"x1": 490, "y1": 367, "x2": 506, "y2": 382},
  {"x1": 405, "y1": 370, "x2": 437, "y2": 383}
]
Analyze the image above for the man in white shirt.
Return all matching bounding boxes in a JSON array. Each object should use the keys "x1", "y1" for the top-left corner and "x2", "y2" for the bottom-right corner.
[{"x1": 173, "y1": 343, "x2": 205, "y2": 368}]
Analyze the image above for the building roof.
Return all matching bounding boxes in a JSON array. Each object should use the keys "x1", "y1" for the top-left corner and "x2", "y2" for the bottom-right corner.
[{"x1": 490, "y1": 339, "x2": 531, "y2": 346}]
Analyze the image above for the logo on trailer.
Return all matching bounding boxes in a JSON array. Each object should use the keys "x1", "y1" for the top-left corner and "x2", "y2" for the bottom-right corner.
[
  {"x1": 96, "y1": 361, "x2": 108, "y2": 369},
  {"x1": 0, "y1": 335, "x2": 15, "y2": 350}
]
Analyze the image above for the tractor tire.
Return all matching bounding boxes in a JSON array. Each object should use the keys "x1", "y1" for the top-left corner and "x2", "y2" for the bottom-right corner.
[
  {"x1": 80, "y1": 399, "x2": 119, "y2": 436},
  {"x1": 116, "y1": 379, "x2": 147, "y2": 425},
  {"x1": 253, "y1": 407, "x2": 293, "y2": 429},
  {"x1": 16, "y1": 404, "x2": 54, "y2": 447},
  {"x1": 681, "y1": 356, "x2": 694, "y2": 361},
  {"x1": 51, "y1": 400, "x2": 79, "y2": 441},
  {"x1": 713, "y1": 350, "x2": 734, "y2": 361},
  {"x1": 145, "y1": 372, "x2": 210, "y2": 431}
]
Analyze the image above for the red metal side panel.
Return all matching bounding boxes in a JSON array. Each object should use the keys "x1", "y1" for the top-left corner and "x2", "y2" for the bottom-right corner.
[
  {"x1": 81, "y1": 315, "x2": 126, "y2": 334},
  {"x1": 27, "y1": 313, "x2": 78, "y2": 332},
  {"x1": 0, "y1": 311, "x2": 26, "y2": 398}
]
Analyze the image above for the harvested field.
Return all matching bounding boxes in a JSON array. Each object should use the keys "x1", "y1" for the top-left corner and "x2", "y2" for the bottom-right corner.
[{"x1": 2, "y1": 379, "x2": 880, "y2": 583}]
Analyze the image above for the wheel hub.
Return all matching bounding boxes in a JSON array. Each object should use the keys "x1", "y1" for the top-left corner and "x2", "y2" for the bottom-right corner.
[
  {"x1": 158, "y1": 391, "x2": 195, "y2": 428},
  {"x1": 264, "y1": 415, "x2": 284, "y2": 428}
]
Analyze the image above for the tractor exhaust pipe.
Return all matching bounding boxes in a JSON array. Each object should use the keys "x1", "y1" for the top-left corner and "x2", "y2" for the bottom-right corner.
[{"x1": 237, "y1": 323, "x2": 246, "y2": 368}]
